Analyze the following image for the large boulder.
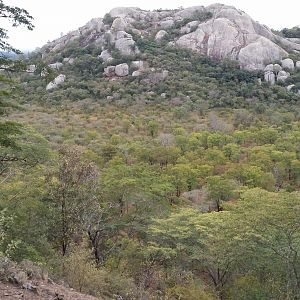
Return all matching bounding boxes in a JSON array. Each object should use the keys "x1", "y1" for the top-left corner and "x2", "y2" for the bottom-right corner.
[
  {"x1": 281, "y1": 58, "x2": 295, "y2": 71},
  {"x1": 155, "y1": 30, "x2": 168, "y2": 42},
  {"x1": 111, "y1": 17, "x2": 128, "y2": 31},
  {"x1": 264, "y1": 71, "x2": 275, "y2": 85},
  {"x1": 115, "y1": 63, "x2": 129, "y2": 76},
  {"x1": 277, "y1": 70, "x2": 290, "y2": 82},
  {"x1": 273, "y1": 64, "x2": 282, "y2": 73},
  {"x1": 46, "y1": 74, "x2": 66, "y2": 90},
  {"x1": 99, "y1": 49, "x2": 113, "y2": 62},
  {"x1": 264, "y1": 64, "x2": 273, "y2": 72},
  {"x1": 115, "y1": 37, "x2": 139, "y2": 56},
  {"x1": 104, "y1": 66, "x2": 115, "y2": 77},
  {"x1": 159, "y1": 19, "x2": 174, "y2": 29}
]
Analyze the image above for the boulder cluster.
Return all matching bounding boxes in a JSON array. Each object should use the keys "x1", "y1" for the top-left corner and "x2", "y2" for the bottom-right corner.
[
  {"x1": 264, "y1": 58, "x2": 300, "y2": 92},
  {"x1": 103, "y1": 59, "x2": 149, "y2": 77}
]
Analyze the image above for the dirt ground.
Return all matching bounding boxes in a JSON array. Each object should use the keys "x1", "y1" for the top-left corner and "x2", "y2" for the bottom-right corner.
[{"x1": 0, "y1": 281, "x2": 100, "y2": 300}]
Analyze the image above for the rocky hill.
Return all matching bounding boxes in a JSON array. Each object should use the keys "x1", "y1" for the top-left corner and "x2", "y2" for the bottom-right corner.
[{"x1": 40, "y1": 3, "x2": 300, "y2": 71}]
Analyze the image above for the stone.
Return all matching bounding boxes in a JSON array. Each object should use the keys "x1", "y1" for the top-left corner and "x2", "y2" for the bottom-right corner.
[
  {"x1": 23, "y1": 283, "x2": 37, "y2": 292},
  {"x1": 281, "y1": 58, "x2": 295, "y2": 71},
  {"x1": 116, "y1": 30, "x2": 132, "y2": 39},
  {"x1": 277, "y1": 70, "x2": 290, "y2": 82},
  {"x1": 273, "y1": 64, "x2": 282, "y2": 73},
  {"x1": 111, "y1": 17, "x2": 128, "y2": 31},
  {"x1": 180, "y1": 21, "x2": 199, "y2": 34},
  {"x1": 155, "y1": 30, "x2": 168, "y2": 42},
  {"x1": 132, "y1": 70, "x2": 143, "y2": 76},
  {"x1": 104, "y1": 66, "x2": 115, "y2": 77},
  {"x1": 63, "y1": 57, "x2": 75, "y2": 64},
  {"x1": 46, "y1": 74, "x2": 66, "y2": 90},
  {"x1": 287, "y1": 84, "x2": 295, "y2": 92},
  {"x1": 159, "y1": 19, "x2": 174, "y2": 29},
  {"x1": 264, "y1": 71, "x2": 275, "y2": 85},
  {"x1": 26, "y1": 64, "x2": 36, "y2": 73},
  {"x1": 99, "y1": 50, "x2": 113, "y2": 62},
  {"x1": 48, "y1": 62, "x2": 63, "y2": 70},
  {"x1": 175, "y1": 6, "x2": 205, "y2": 19},
  {"x1": 115, "y1": 37, "x2": 139, "y2": 56},
  {"x1": 131, "y1": 60, "x2": 148, "y2": 70},
  {"x1": 264, "y1": 64, "x2": 273, "y2": 72},
  {"x1": 115, "y1": 63, "x2": 129, "y2": 76},
  {"x1": 296, "y1": 61, "x2": 300, "y2": 70}
]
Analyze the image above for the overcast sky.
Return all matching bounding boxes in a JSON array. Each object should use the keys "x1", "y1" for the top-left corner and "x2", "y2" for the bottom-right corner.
[{"x1": 5, "y1": 0, "x2": 300, "y2": 51}]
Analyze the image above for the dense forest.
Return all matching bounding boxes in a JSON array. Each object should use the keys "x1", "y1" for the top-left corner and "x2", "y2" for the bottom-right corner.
[{"x1": 2, "y1": 1, "x2": 300, "y2": 300}]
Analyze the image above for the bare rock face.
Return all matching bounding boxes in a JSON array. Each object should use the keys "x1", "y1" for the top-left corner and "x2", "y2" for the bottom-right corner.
[
  {"x1": 46, "y1": 74, "x2": 66, "y2": 90},
  {"x1": 115, "y1": 63, "x2": 129, "y2": 76},
  {"x1": 176, "y1": 10, "x2": 288, "y2": 71}
]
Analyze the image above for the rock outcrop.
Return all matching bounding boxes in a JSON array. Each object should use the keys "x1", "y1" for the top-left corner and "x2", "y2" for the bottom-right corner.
[{"x1": 40, "y1": 4, "x2": 300, "y2": 71}]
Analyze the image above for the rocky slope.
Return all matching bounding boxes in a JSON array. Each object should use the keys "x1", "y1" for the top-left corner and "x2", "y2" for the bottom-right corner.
[{"x1": 40, "y1": 3, "x2": 300, "y2": 71}]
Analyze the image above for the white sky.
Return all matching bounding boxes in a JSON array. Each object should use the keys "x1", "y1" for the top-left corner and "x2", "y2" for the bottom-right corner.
[{"x1": 5, "y1": 0, "x2": 300, "y2": 51}]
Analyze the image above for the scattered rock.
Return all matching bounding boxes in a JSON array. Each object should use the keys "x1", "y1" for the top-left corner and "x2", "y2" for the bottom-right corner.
[
  {"x1": 287, "y1": 84, "x2": 295, "y2": 92},
  {"x1": 281, "y1": 58, "x2": 295, "y2": 71},
  {"x1": 132, "y1": 70, "x2": 143, "y2": 76},
  {"x1": 115, "y1": 63, "x2": 129, "y2": 76},
  {"x1": 46, "y1": 74, "x2": 66, "y2": 90},
  {"x1": 23, "y1": 283, "x2": 38, "y2": 292},
  {"x1": 63, "y1": 57, "x2": 75, "y2": 64},
  {"x1": 48, "y1": 62, "x2": 63, "y2": 70},
  {"x1": 26, "y1": 64, "x2": 36, "y2": 73}
]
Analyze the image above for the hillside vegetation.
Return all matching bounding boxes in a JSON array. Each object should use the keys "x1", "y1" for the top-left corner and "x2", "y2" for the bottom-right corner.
[{"x1": 2, "y1": 3, "x2": 300, "y2": 300}]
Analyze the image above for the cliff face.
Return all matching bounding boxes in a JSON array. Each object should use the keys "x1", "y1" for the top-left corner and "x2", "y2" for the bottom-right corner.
[{"x1": 40, "y1": 4, "x2": 300, "y2": 71}]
